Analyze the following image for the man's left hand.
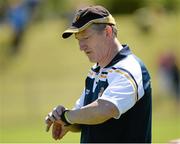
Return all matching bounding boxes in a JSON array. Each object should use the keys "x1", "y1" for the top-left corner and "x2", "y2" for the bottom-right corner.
[{"x1": 52, "y1": 120, "x2": 69, "y2": 140}]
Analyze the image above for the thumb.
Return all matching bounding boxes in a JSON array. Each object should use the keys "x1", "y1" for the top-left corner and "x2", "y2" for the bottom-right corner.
[{"x1": 46, "y1": 120, "x2": 53, "y2": 132}]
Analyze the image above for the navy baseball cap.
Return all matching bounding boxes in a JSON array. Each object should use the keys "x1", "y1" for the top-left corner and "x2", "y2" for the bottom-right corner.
[{"x1": 62, "y1": 5, "x2": 116, "y2": 39}]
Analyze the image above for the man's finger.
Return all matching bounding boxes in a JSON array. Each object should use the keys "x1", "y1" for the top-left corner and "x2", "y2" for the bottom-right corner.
[
  {"x1": 52, "y1": 121, "x2": 62, "y2": 140},
  {"x1": 47, "y1": 112, "x2": 56, "y2": 122},
  {"x1": 52, "y1": 110, "x2": 61, "y2": 120},
  {"x1": 56, "y1": 106, "x2": 66, "y2": 116},
  {"x1": 46, "y1": 119, "x2": 53, "y2": 132}
]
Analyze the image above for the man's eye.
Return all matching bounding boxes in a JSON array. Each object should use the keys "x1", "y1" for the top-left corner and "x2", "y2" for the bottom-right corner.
[{"x1": 84, "y1": 37, "x2": 89, "y2": 40}]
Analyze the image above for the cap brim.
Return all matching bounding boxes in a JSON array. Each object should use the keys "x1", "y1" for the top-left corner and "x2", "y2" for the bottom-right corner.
[{"x1": 62, "y1": 27, "x2": 79, "y2": 39}]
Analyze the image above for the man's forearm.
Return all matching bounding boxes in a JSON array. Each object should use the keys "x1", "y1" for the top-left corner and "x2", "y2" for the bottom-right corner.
[{"x1": 67, "y1": 99, "x2": 119, "y2": 125}]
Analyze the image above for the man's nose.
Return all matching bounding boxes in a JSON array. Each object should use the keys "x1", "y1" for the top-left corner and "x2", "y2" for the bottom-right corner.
[{"x1": 79, "y1": 41, "x2": 86, "y2": 51}]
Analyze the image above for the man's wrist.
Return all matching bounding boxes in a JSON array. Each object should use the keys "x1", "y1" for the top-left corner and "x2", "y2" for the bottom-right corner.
[{"x1": 61, "y1": 110, "x2": 74, "y2": 126}]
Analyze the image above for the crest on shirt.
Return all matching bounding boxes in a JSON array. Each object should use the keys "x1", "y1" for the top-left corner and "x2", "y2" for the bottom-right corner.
[{"x1": 98, "y1": 87, "x2": 105, "y2": 97}]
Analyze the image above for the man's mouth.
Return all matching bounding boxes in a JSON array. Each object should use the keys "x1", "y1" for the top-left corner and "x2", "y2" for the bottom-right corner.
[{"x1": 85, "y1": 51, "x2": 91, "y2": 55}]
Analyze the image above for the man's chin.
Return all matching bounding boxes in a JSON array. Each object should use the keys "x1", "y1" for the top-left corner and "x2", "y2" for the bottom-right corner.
[{"x1": 88, "y1": 58, "x2": 96, "y2": 63}]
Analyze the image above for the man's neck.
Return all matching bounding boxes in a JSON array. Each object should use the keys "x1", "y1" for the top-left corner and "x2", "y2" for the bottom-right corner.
[{"x1": 99, "y1": 38, "x2": 123, "y2": 68}]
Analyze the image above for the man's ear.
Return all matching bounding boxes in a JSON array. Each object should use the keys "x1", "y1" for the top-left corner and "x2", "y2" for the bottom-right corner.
[{"x1": 105, "y1": 25, "x2": 113, "y2": 38}]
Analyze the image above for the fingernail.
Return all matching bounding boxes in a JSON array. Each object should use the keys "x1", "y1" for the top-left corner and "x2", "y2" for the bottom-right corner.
[{"x1": 46, "y1": 126, "x2": 49, "y2": 132}]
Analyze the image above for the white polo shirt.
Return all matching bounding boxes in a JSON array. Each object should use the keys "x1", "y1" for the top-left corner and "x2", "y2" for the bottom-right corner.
[{"x1": 74, "y1": 45, "x2": 146, "y2": 119}]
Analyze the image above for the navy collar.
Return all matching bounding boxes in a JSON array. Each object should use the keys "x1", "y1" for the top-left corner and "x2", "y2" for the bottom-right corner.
[
  {"x1": 92, "y1": 45, "x2": 132, "y2": 72},
  {"x1": 105, "y1": 44, "x2": 132, "y2": 68}
]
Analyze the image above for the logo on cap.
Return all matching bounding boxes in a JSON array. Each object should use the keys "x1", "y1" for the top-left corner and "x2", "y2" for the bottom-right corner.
[{"x1": 73, "y1": 13, "x2": 81, "y2": 23}]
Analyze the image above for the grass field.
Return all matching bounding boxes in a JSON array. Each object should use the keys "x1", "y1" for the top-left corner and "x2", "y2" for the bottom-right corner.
[{"x1": 0, "y1": 13, "x2": 180, "y2": 143}]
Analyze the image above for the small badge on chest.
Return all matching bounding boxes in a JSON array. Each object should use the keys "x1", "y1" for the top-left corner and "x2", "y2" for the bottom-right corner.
[{"x1": 98, "y1": 87, "x2": 105, "y2": 97}]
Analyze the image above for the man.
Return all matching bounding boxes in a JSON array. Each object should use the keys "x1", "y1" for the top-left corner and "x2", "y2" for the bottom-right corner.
[{"x1": 45, "y1": 5, "x2": 152, "y2": 143}]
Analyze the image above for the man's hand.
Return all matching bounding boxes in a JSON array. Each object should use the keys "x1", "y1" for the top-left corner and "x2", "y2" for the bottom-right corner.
[
  {"x1": 45, "y1": 105, "x2": 66, "y2": 132},
  {"x1": 52, "y1": 120, "x2": 69, "y2": 140},
  {"x1": 52, "y1": 120, "x2": 62, "y2": 140}
]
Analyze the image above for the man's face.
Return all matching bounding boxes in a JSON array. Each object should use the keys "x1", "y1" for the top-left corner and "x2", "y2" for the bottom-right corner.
[{"x1": 75, "y1": 26, "x2": 108, "y2": 63}]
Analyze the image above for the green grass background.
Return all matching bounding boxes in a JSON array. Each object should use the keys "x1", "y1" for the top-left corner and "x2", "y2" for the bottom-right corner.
[{"x1": 0, "y1": 14, "x2": 180, "y2": 143}]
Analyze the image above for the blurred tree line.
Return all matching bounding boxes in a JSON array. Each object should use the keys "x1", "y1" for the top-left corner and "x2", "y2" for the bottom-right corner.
[
  {"x1": 27, "y1": 0, "x2": 180, "y2": 18},
  {"x1": 35, "y1": 0, "x2": 180, "y2": 16},
  {"x1": 97, "y1": 0, "x2": 180, "y2": 14},
  {"x1": 0, "y1": 0, "x2": 179, "y2": 22}
]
